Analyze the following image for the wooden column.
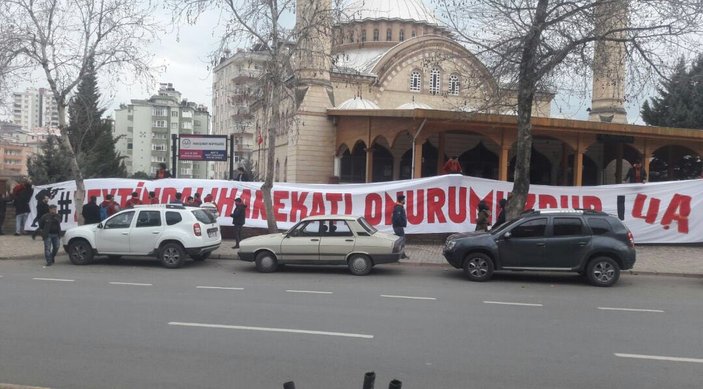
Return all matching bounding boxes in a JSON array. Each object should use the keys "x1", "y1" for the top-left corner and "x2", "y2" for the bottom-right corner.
[
  {"x1": 643, "y1": 139, "x2": 654, "y2": 181},
  {"x1": 413, "y1": 141, "x2": 423, "y2": 178},
  {"x1": 437, "y1": 132, "x2": 446, "y2": 175},
  {"x1": 365, "y1": 148, "x2": 374, "y2": 183},
  {"x1": 573, "y1": 134, "x2": 585, "y2": 186},
  {"x1": 499, "y1": 147, "x2": 510, "y2": 181}
]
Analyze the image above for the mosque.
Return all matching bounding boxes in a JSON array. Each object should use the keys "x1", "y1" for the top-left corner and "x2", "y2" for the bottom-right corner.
[{"x1": 251, "y1": 0, "x2": 703, "y2": 185}]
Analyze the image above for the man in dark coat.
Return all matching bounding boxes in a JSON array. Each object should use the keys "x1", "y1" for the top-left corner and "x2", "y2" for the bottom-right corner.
[
  {"x1": 31, "y1": 195, "x2": 50, "y2": 239},
  {"x1": 12, "y1": 181, "x2": 32, "y2": 235},
  {"x1": 82, "y1": 196, "x2": 101, "y2": 224},
  {"x1": 0, "y1": 190, "x2": 10, "y2": 235},
  {"x1": 230, "y1": 198, "x2": 247, "y2": 249},
  {"x1": 392, "y1": 194, "x2": 408, "y2": 258},
  {"x1": 624, "y1": 160, "x2": 648, "y2": 183},
  {"x1": 493, "y1": 198, "x2": 508, "y2": 229},
  {"x1": 37, "y1": 204, "x2": 62, "y2": 266}
]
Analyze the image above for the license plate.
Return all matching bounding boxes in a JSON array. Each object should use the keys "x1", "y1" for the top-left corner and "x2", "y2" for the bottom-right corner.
[{"x1": 207, "y1": 228, "x2": 218, "y2": 238}]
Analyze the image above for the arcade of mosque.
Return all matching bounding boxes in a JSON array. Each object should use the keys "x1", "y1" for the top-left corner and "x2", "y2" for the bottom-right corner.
[{"x1": 256, "y1": 0, "x2": 703, "y2": 185}]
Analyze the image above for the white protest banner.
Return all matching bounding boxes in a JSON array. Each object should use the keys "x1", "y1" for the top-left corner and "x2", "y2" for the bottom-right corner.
[{"x1": 25, "y1": 175, "x2": 703, "y2": 243}]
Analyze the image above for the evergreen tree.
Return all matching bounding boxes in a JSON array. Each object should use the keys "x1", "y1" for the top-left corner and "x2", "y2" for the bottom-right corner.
[
  {"x1": 67, "y1": 57, "x2": 126, "y2": 178},
  {"x1": 27, "y1": 135, "x2": 75, "y2": 185},
  {"x1": 641, "y1": 56, "x2": 703, "y2": 129}
]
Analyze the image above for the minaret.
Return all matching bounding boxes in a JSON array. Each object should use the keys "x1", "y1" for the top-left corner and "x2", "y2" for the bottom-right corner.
[
  {"x1": 589, "y1": 0, "x2": 628, "y2": 124},
  {"x1": 288, "y1": 0, "x2": 336, "y2": 183}
]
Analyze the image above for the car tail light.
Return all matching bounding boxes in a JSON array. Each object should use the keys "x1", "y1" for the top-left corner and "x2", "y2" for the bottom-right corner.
[
  {"x1": 627, "y1": 231, "x2": 635, "y2": 247},
  {"x1": 193, "y1": 223, "x2": 202, "y2": 237}
]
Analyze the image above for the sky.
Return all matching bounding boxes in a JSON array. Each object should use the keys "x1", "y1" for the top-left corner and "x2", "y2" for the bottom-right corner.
[{"x1": 1, "y1": 1, "x2": 649, "y2": 125}]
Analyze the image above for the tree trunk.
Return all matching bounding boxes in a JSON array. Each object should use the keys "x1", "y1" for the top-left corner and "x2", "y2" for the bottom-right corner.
[
  {"x1": 261, "y1": 79, "x2": 280, "y2": 233},
  {"x1": 506, "y1": 0, "x2": 549, "y2": 220},
  {"x1": 58, "y1": 104, "x2": 86, "y2": 225}
]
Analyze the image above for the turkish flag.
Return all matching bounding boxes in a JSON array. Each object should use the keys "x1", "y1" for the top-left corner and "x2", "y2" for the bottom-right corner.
[{"x1": 257, "y1": 132, "x2": 263, "y2": 145}]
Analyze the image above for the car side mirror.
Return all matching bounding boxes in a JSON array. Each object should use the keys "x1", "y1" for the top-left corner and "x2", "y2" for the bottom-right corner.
[
  {"x1": 503, "y1": 232, "x2": 512, "y2": 239},
  {"x1": 97, "y1": 223, "x2": 103, "y2": 229}
]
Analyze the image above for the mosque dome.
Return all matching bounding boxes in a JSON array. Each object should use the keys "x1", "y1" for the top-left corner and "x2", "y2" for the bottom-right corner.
[
  {"x1": 337, "y1": 97, "x2": 381, "y2": 109},
  {"x1": 341, "y1": 0, "x2": 439, "y2": 25},
  {"x1": 397, "y1": 101, "x2": 433, "y2": 109}
]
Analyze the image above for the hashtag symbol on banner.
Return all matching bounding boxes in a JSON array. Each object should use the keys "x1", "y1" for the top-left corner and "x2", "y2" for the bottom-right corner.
[{"x1": 58, "y1": 192, "x2": 72, "y2": 223}]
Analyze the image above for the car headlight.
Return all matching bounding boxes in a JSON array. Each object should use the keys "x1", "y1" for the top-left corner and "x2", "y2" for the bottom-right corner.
[{"x1": 445, "y1": 240, "x2": 456, "y2": 251}]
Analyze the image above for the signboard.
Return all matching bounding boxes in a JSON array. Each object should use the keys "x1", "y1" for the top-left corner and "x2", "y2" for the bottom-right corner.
[
  {"x1": 178, "y1": 135, "x2": 227, "y2": 161},
  {"x1": 25, "y1": 176, "x2": 703, "y2": 244}
]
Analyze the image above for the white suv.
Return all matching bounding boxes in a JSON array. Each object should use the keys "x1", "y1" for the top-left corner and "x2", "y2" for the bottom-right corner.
[{"x1": 63, "y1": 204, "x2": 222, "y2": 268}]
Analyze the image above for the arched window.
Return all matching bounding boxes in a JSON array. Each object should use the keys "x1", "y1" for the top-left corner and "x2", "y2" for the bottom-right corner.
[
  {"x1": 430, "y1": 68, "x2": 441, "y2": 94},
  {"x1": 284, "y1": 158, "x2": 288, "y2": 182},
  {"x1": 348, "y1": 30, "x2": 354, "y2": 43},
  {"x1": 361, "y1": 29, "x2": 367, "y2": 42},
  {"x1": 410, "y1": 70, "x2": 421, "y2": 92},
  {"x1": 275, "y1": 159, "x2": 280, "y2": 182},
  {"x1": 386, "y1": 29, "x2": 392, "y2": 41},
  {"x1": 449, "y1": 74, "x2": 460, "y2": 95},
  {"x1": 399, "y1": 29, "x2": 405, "y2": 41},
  {"x1": 411, "y1": 30, "x2": 416, "y2": 38},
  {"x1": 373, "y1": 29, "x2": 379, "y2": 41}
]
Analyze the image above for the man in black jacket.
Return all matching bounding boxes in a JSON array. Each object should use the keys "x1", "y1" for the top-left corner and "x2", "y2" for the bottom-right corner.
[
  {"x1": 13, "y1": 181, "x2": 32, "y2": 235},
  {"x1": 31, "y1": 195, "x2": 50, "y2": 239},
  {"x1": 38, "y1": 204, "x2": 62, "y2": 266},
  {"x1": 230, "y1": 198, "x2": 247, "y2": 249},
  {"x1": 0, "y1": 190, "x2": 10, "y2": 235},
  {"x1": 82, "y1": 196, "x2": 101, "y2": 224},
  {"x1": 392, "y1": 194, "x2": 408, "y2": 258}
]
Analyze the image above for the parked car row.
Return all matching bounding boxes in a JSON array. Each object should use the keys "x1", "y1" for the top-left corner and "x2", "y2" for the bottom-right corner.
[{"x1": 62, "y1": 206, "x2": 636, "y2": 287}]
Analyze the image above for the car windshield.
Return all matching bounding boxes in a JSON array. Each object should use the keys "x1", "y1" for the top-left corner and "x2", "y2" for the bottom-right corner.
[
  {"x1": 489, "y1": 216, "x2": 522, "y2": 235},
  {"x1": 191, "y1": 209, "x2": 216, "y2": 224},
  {"x1": 357, "y1": 217, "x2": 377, "y2": 234}
]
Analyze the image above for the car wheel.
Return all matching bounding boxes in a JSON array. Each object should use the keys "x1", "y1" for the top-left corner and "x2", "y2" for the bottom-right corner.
[
  {"x1": 586, "y1": 257, "x2": 620, "y2": 287},
  {"x1": 191, "y1": 252, "x2": 210, "y2": 261},
  {"x1": 160, "y1": 242, "x2": 186, "y2": 269},
  {"x1": 463, "y1": 253, "x2": 494, "y2": 282},
  {"x1": 255, "y1": 251, "x2": 278, "y2": 273},
  {"x1": 348, "y1": 254, "x2": 373, "y2": 276},
  {"x1": 67, "y1": 239, "x2": 94, "y2": 265}
]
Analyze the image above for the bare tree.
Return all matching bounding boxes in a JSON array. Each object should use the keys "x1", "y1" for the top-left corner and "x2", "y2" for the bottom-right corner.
[
  {"x1": 173, "y1": 0, "x2": 335, "y2": 232},
  {"x1": 0, "y1": 0, "x2": 160, "y2": 220},
  {"x1": 434, "y1": 0, "x2": 703, "y2": 218}
]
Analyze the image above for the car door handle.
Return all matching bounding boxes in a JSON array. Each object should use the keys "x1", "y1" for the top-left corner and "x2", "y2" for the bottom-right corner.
[
  {"x1": 536, "y1": 242, "x2": 545, "y2": 247},
  {"x1": 310, "y1": 239, "x2": 319, "y2": 242},
  {"x1": 121, "y1": 232, "x2": 129, "y2": 236},
  {"x1": 577, "y1": 242, "x2": 587, "y2": 246},
  {"x1": 152, "y1": 231, "x2": 160, "y2": 234},
  {"x1": 345, "y1": 239, "x2": 354, "y2": 242}
]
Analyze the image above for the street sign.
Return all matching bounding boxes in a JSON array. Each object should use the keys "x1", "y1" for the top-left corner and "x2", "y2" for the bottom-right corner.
[{"x1": 178, "y1": 135, "x2": 227, "y2": 161}]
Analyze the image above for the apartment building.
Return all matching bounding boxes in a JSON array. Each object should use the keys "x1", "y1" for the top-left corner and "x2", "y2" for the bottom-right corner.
[
  {"x1": 211, "y1": 48, "x2": 268, "y2": 179},
  {"x1": 113, "y1": 83, "x2": 211, "y2": 179},
  {"x1": 12, "y1": 88, "x2": 60, "y2": 132}
]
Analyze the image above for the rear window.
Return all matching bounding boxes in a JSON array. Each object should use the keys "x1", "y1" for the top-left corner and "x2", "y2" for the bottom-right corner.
[
  {"x1": 166, "y1": 211, "x2": 182, "y2": 226},
  {"x1": 553, "y1": 217, "x2": 584, "y2": 236},
  {"x1": 587, "y1": 217, "x2": 612, "y2": 235},
  {"x1": 606, "y1": 217, "x2": 629, "y2": 234},
  {"x1": 357, "y1": 217, "x2": 377, "y2": 235},
  {"x1": 192, "y1": 209, "x2": 216, "y2": 224}
]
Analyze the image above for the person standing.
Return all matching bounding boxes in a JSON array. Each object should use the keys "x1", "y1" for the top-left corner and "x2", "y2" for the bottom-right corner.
[
  {"x1": 442, "y1": 156, "x2": 463, "y2": 174},
  {"x1": 155, "y1": 163, "x2": 171, "y2": 179},
  {"x1": 12, "y1": 180, "x2": 32, "y2": 235},
  {"x1": 392, "y1": 194, "x2": 408, "y2": 258},
  {"x1": 475, "y1": 200, "x2": 491, "y2": 232},
  {"x1": 31, "y1": 195, "x2": 50, "y2": 239},
  {"x1": 82, "y1": 196, "x2": 101, "y2": 224},
  {"x1": 169, "y1": 192, "x2": 183, "y2": 205},
  {"x1": 203, "y1": 194, "x2": 213, "y2": 203},
  {"x1": 234, "y1": 167, "x2": 249, "y2": 181},
  {"x1": 624, "y1": 160, "x2": 647, "y2": 183},
  {"x1": 125, "y1": 192, "x2": 142, "y2": 208},
  {"x1": 99, "y1": 194, "x2": 120, "y2": 221},
  {"x1": 37, "y1": 204, "x2": 62, "y2": 266},
  {"x1": 0, "y1": 190, "x2": 10, "y2": 235},
  {"x1": 184, "y1": 196, "x2": 195, "y2": 206},
  {"x1": 148, "y1": 191, "x2": 159, "y2": 204},
  {"x1": 493, "y1": 198, "x2": 508, "y2": 229},
  {"x1": 230, "y1": 198, "x2": 247, "y2": 249},
  {"x1": 193, "y1": 193, "x2": 203, "y2": 206}
]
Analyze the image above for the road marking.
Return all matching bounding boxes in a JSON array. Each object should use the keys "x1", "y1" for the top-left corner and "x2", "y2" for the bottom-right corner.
[
  {"x1": 32, "y1": 277, "x2": 74, "y2": 282},
  {"x1": 286, "y1": 289, "x2": 333, "y2": 294},
  {"x1": 168, "y1": 322, "x2": 374, "y2": 339},
  {"x1": 598, "y1": 307, "x2": 664, "y2": 313},
  {"x1": 197, "y1": 286, "x2": 245, "y2": 290},
  {"x1": 381, "y1": 294, "x2": 437, "y2": 300},
  {"x1": 109, "y1": 282, "x2": 152, "y2": 286},
  {"x1": 483, "y1": 300, "x2": 543, "y2": 307},
  {"x1": 615, "y1": 353, "x2": 703, "y2": 364}
]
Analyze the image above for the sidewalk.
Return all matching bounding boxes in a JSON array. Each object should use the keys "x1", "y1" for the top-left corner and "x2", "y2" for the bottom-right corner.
[{"x1": 1, "y1": 234, "x2": 702, "y2": 278}]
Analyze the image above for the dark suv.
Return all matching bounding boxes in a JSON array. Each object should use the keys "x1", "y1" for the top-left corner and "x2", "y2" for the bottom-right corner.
[{"x1": 443, "y1": 210, "x2": 636, "y2": 287}]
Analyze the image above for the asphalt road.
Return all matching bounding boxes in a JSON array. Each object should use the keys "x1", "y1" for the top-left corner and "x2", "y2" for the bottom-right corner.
[{"x1": 1, "y1": 257, "x2": 702, "y2": 389}]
